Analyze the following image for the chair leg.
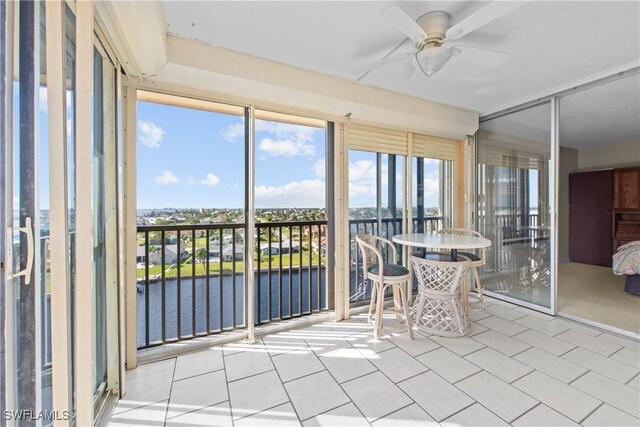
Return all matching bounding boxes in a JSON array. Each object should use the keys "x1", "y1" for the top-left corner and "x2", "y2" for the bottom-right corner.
[
  {"x1": 374, "y1": 284, "x2": 387, "y2": 340},
  {"x1": 462, "y1": 279, "x2": 469, "y2": 315},
  {"x1": 367, "y1": 281, "x2": 377, "y2": 324},
  {"x1": 473, "y1": 267, "x2": 484, "y2": 304},
  {"x1": 399, "y1": 283, "x2": 414, "y2": 339},
  {"x1": 392, "y1": 286, "x2": 402, "y2": 323}
]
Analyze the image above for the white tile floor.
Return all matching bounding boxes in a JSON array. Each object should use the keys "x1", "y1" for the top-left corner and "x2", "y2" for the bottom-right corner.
[{"x1": 109, "y1": 297, "x2": 640, "y2": 426}]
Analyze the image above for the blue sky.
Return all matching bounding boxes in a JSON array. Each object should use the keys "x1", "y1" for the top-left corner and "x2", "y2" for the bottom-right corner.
[
  {"x1": 137, "y1": 101, "x2": 329, "y2": 209},
  {"x1": 136, "y1": 100, "x2": 448, "y2": 210}
]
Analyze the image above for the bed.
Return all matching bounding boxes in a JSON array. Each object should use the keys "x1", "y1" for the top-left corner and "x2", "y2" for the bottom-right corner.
[{"x1": 613, "y1": 240, "x2": 640, "y2": 296}]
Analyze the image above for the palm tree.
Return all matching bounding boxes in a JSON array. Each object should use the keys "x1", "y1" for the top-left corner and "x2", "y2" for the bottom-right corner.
[{"x1": 195, "y1": 247, "x2": 208, "y2": 264}]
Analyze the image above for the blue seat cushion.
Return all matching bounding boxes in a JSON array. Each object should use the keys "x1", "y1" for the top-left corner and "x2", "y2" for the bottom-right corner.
[
  {"x1": 367, "y1": 263, "x2": 409, "y2": 276},
  {"x1": 422, "y1": 251, "x2": 480, "y2": 262},
  {"x1": 458, "y1": 251, "x2": 481, "y2": 262}
]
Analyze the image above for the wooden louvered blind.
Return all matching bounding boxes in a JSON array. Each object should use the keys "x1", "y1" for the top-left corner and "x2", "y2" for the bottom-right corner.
[
  {"x1": 478, "y1": 143, "x2": 548, "y2": 170},
  {"x1": 411, "y1": 133, "x2": 457, "y2": 161},
  {"x1": 347, "y1": 124, "x2": 408, "y2": 156},
  {"x1": 347, "y1": 124, "x2": 458, "y2": 160}
]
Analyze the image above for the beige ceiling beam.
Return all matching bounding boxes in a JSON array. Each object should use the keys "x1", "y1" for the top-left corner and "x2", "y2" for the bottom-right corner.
[{"x1": 150, "y1": 35, "x2": 478, "y2": 140}]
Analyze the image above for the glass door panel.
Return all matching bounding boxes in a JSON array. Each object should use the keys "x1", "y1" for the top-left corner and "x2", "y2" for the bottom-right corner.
[
  {"x1": 477, "y1": 103, "x2": 553, "y2": 309},
  {"x1": 348, "y1": 151, "x2": 404, "y2": 304}
]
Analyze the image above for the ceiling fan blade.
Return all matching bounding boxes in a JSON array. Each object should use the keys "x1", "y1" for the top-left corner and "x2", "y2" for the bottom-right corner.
[
  {"x1": 452, "y1": 45, "x2": 509, "y2": 67},
  {"x1": 354, "y1": 52, "x2": 413, "y2": 79},
  {"x1": 354, "y1": 37, "x2": 416, "y2": 78},
  {"x1": 380, "y1": 5, "x2": 427, "y2": 43},
  {"x1": 445, "y1": 0, "x2": 530, "y2": 41}
]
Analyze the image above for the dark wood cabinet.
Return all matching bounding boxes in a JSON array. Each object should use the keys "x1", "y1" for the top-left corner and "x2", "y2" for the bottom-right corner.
[
  {"x1": 613, "y1": 166, "x2": 640, "y2": 250},
  {"x1": 614, "y1": 167, "x2": 640, "y2": 210},
  {"x1": 569, "y1": 170, "x2": 613, "y2": 267}
]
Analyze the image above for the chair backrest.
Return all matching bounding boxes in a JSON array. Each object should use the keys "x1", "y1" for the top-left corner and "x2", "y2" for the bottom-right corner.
[
  {"x1": 355, "y1": 234, "x2": 381, "y2": 277},
  {"x1": 439, "y1": 227, "x2": 487, "y2": 265},
  {"x1": 438, "y1": 227, "x2": 481, "y2": 238},
  {"x1": 410, "y1": 253, "x2": 471, "y2": 295}
]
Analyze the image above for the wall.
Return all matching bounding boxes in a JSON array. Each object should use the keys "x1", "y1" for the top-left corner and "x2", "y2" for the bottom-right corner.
[
  {"x1": 559, "y1": 146, "x2": 578, "y2": 261},
  {"x1": 578, "y1": 140, "x2": 640, "y2": 171}
]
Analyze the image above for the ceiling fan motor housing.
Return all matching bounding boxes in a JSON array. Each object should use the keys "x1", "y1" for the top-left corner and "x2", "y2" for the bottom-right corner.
[{"x1": 417, "y1": 11, "x2": 450, "y2": 47}]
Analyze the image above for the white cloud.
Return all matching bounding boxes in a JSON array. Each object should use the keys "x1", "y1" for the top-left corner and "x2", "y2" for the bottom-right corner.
[
  {"x1": 424, "y1": 158, "x2": 440, "y2": 165},
  {"x1": 424, "y1": 172, "x2": 440, "y2": 198},
  {"x1": 257, "y1": 121, "x2": 318, "y2": 157},
  {"x1": 138, "y1": 120, "x2": 165, "y2": 148},
  {"x1": 313, "y1": 159, "x2": 325, "y2": 177},
  {"x1": 349, "y1": 160, "x2": 376, "y2": 182},
  {"x1": 348, "y1": 160, "x2": 376, "y2": 199},
  {"x1": 256, "y1": 121, "x2": 317, "y2": 140},
  {"x1": 412, "y1": 171, "x2": 440, "y2": 198},
  {"x1": 189, "y1": 173, "x2": 221, "y2": 187},
  {"x1": 259, "y1": 138, "x2": 315, "y2": 157},
  {"x1": 222, "y1": 122, "x2": 244, "y2": 143},
  {"x1": 221, "y1": 120, "x2": 320, "y2": 152},
  {"x1": 255, "y1": 179, "x2": 325, "y2": 208},
  {"x1": 153, "y1": 171, "x2": 178, "y2": 185}
]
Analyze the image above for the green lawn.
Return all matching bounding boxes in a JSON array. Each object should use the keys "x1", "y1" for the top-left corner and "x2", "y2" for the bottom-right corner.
[{"x1": 137, "y1": 252, "x2": 324, "y2": 279}]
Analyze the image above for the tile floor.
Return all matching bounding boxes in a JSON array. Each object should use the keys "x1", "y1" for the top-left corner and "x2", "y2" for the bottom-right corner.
[{"x1": 109, "y1": 297, "x2": 640, "y2": 426}]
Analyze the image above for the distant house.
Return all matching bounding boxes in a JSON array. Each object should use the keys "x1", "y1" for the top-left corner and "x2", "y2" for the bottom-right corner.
[
  {"x1": 209, "y1": 233, "x2": 243, "y2": 245},
  {"x1": 311, "y1": 237, "x2": 327, "y2": 257},
  {"x1": 222, "y1": 244, "x2": 244, "y2": 262},
  {"x1": 259, "y1": 241, "x2": 300, "y2": 256},
  {"x1": 136, "y1": 244, "x2": 186, "y2": 265}
]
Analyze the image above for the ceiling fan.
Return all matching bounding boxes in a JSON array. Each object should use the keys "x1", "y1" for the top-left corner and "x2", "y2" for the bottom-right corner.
[{"x1": 356, "y1": 1, "x2": 529, "y2": 79}]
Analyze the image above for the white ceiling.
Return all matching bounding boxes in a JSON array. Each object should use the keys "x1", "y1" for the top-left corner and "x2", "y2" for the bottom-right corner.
[
  {"x1": 160, "y1": 1, "x2": 640, "y2": 148},
  {"x1": 479, "y1": 74, "x2": 640, "y2": 148},
  {"x1": 162, "y1": 1, "x2": 640, "y2": 115}
]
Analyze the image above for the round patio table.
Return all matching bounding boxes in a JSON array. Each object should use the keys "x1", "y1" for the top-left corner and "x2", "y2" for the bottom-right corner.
[{"x1": 392, "y1": 233, "x2": 492, "y2": 261}]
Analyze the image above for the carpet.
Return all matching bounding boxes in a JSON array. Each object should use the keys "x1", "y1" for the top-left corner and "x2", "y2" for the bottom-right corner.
[{"x1": 558, "y1": 262, "x2": 640, "y2": 334}]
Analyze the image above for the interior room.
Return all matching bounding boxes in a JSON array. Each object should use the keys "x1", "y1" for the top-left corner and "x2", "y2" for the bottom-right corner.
[{"x1": 558, "y1": 74, "x2": 640, "y2": 335}]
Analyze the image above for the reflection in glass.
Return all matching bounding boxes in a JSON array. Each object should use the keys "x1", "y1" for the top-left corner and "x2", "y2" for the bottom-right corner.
[{"x1": 477, "y1": 103, "x2": 552, "y2": 308}]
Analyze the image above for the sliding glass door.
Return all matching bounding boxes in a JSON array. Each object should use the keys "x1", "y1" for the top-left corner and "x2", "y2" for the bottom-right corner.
[{"x1": 477, "y1": 102, "x2": 555, "y2": 311}]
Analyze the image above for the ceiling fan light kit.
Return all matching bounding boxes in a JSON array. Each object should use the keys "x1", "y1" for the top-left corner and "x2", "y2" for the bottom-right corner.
[
  {"x1": 358, "y1": 1, "x2": 528, "y2": 79},
  {"x1": 415, "y1": 47, "x2": 453, "y2": 77}
]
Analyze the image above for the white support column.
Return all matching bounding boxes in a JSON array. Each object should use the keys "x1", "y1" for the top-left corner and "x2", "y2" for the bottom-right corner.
[
  {"x1": 116, "y1": 67, "x2": 128, "y2": 398},
  {"x1": 339, "y1": 124, "x2": 350, "y2": 319},
  {"x1": 333, "y1": 123, "x2": 349, "y2": 320},
  {"x1": 103, "y1": 57, "x2": 120, "y2": 393},
  {"x1": 245, "y1": 106, "x2": 256, "y2": 342},
  {"x1": 75, "y1": 0, "x2": 95, "y2": 424},
  {"x1": 123, "y1": 86, "x2": 138, "y2": 370},
  {"x1": 406, "y1": 133, "x2": 413, "y2": 302},
  {"x1": 464, "y1": 135, "x2": 476, "y2": 229},
  {"x1": 46, "y1": 1, "x2": 72, "y2": 424},
  {"x1": 550, "y1": 97, "x2": 559, "y2": 316}
]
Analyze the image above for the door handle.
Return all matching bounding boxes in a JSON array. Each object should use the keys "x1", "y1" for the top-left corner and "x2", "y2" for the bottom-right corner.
[{"x1": 6, "y1": 216, "x2": 34, "y2": 285}]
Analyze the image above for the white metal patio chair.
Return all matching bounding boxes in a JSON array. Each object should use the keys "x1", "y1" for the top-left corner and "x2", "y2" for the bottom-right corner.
[
  {"x1": 355, "y1": 234, "x2": 414, "y2": 340},
  {"x1": 410, "y1": 253, "x2": 472, "y2": 337},
  {"x1": 438, "y1": 227, "x2": 487, "y2": 311}
]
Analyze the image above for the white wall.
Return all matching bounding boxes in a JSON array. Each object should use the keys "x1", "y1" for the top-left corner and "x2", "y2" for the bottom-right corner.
[
  {"x1": 578, "y1": 140, "x2": 640, "y2": 171},
  {"x1": 559, "y1": 146, "x2": 578, "y2": 261}
]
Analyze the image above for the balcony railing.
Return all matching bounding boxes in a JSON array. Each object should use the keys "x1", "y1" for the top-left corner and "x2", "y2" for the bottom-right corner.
[
  {"x1": 477, "y1": 213, "x2": 544, "y2": 274},
  {"x1": 136, "y1": 216, "x2": 447, "y2": 350},
  {"x1": 255, "y1": 221, "x2": 327, "y2": 325},
  {"x1": 136, "y1": 220, "x2": 328, "y2": 349}
]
